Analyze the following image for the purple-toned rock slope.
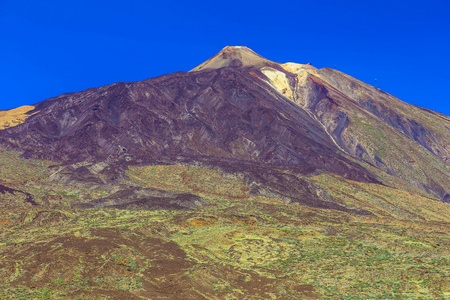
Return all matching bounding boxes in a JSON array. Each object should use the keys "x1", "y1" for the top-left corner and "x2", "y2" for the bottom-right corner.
[{"x1": 1, "y1": 46, "x2": 449, "y2": 208}]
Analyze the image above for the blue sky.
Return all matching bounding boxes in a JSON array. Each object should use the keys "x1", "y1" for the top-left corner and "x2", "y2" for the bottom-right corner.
[{"x1": 1, "y1": 0, "x2": 450, "y2": 115}]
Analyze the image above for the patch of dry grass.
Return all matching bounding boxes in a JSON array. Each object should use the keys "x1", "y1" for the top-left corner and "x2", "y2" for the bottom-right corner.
[{"x1": 0, "y1": 106, "x2": 36, "y2": 130}]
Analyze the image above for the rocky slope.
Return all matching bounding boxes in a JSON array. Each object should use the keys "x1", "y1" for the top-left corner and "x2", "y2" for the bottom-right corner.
[{"x1": 0, "y1": 46, "x2": 449, "y2": 206}]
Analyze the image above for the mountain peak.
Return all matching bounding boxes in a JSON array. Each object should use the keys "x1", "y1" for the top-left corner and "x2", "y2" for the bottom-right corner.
[{"x1": 190, "y1": 46, "x2": 275, "y2": 72}]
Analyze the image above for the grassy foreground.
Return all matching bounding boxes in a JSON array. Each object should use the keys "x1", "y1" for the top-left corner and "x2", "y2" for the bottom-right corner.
[{"x1": 0, "y1": 156, "x2": 449, "y2": 299}]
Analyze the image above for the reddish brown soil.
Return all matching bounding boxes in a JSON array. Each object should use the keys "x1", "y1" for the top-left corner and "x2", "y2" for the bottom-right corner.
[
  {"x1": 0, "y1": 227, "x2": 284, "y2": 299},
  {"x1": 0, "y1": 219, "x2": 12, "y2": 227}
]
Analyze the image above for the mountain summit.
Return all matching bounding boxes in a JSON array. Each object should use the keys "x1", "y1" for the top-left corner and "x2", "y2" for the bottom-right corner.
[{"x1": 190, "y1": 46, "x2": 277, "y2": 71}]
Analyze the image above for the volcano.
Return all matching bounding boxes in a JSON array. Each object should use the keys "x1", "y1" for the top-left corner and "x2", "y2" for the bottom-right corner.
[
  {"x1": 0, "y1": 46, "x2": 449, "y2": 207},
  {"x1": 1, "y1": 46, "x2": 450, "y2": 300}
]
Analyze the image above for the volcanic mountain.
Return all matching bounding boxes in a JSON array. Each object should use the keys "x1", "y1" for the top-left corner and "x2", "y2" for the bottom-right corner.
[
  {"x1": 2, "y1": 46, "x2": 450, "y2": 300},
  {"x1": 0, "y1": 46, "x2": 449, "y2": 208}
]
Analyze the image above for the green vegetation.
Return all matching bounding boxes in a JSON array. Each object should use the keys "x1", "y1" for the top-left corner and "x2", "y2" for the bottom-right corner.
[
  {"x1": 350, "y1": 114, "x2": 450, "y2": 199},
  {"x1": 0, "y1": 155, "x2": 449, "y2": 299}
]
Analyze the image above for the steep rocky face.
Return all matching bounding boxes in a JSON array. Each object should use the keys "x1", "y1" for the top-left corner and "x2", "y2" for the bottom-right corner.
[
  {"x1": 250, "y1": 55, "x2": 450, "y2": 202},
  {"x1": 307, "y1": 70, "x2": 450, "y2": 201},
  {"x1": 316, "y1": 68, "x2": 450, "y2": 161},
  {"x1": 0, "y1": 46, "x2": 448, "y2": 205}
]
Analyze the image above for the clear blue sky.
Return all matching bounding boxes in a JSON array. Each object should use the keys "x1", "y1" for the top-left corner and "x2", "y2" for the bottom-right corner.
[{"x1": 1, "y1": 0, "x2": 450, "y2": 115}]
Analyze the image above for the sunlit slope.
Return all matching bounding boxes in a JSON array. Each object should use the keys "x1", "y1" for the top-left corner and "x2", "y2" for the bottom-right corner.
[
  {"x1": 0, "y1": 106, "x2": 36, "y2": 130},
  {"x1": 259, "y1": 62, "x2": 450, "y2": 201},
  {"x1": 190, "y1": 46, "x2": 277, "y2": 72},
  {"x1": 318, "y1": 67, "x2": 450, "y2": 161},
  {"x1": 315, "y1": 69, "x2": 450, "y2": 201},
  {"x1": 311, "y1": 173, "x2": 450, "y2": 222}
]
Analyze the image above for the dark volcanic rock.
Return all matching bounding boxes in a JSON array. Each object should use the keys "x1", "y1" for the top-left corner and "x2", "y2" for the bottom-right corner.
[
  {"x1": 0, "y1": 184, "x2": 38, "y2": 206},
  {"x1": 0, "y1": 68, "x2": 376, "y2": 183},
  {"x1": 170, "y1": 157, "x2": 373, "y2": 215},
  {"x1": 73, "y1": 187, "x2": 205, "y2": 211}
]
